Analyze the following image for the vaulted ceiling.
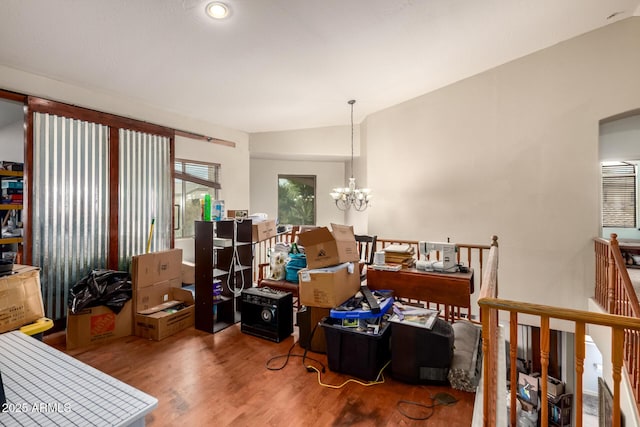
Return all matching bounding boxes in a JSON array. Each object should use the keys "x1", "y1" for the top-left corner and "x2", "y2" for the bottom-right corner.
[{"x1": 1, "y1": 0, "x2": 639, "y2": 133}]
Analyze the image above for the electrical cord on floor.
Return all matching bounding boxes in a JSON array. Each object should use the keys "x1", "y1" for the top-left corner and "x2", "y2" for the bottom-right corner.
[
  {"x1": 265, "y1": 321, "x2": 390, "y2": 389},
  {"x1": 396, "y1": 390, "x2": 459, "y2": 421},
  {"x1": 306, "y1": 359, "x2": 389, "y2": 389},
  {"x1": 265, "y1": 339, "x2": 326, "y2": 373}
]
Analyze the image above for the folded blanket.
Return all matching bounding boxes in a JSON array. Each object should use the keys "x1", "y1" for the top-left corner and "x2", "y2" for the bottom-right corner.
[{"x1": 448, "y1": 320, "x2": 482, "y2": 392}]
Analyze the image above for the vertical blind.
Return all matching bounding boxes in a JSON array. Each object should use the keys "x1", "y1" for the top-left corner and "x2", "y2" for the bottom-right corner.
[
  {"x1": 602, "y1": 163, "x2": 636, "y2": 228},
  {"x1": 32, "y1": 113, "x2": 110, "y2": 320}
]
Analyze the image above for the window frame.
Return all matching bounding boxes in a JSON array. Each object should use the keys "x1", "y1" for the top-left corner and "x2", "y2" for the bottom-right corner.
[{"x1": 174, "y1": 158, "x2": 221, "y2": 238}]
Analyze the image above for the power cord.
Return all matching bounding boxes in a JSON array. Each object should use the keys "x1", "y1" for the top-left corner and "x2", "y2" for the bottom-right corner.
[
  {"x1": 265, "y1": 339, "x2": 327, "y2": 373},
  {"x1": 306, "y1": 360, "x2": 389, "y2": 389},
  {"x1": 265, "y1": 321, "x2": 390, "y2": 390},
  {"x1": 396, "y1": 390, "x2": 459, "y2": 421},
  {"x1": 226, "y1": 218, "x2": 246, "y2": 296}
]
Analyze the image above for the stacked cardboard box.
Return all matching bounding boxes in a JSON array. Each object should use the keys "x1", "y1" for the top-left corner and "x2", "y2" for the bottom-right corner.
[
  {"x1": 66, "y1": 250, "x2": 195, "y2": 349},
  {"x1": 294, "y1": 224, "x2": 361, "y2": 354},
  {"x1": 132, "y1": 249, "x2": 194, "y2": 341},
  {"x1": 296, "y1": 224, "x2": 361, "y2": 308}
]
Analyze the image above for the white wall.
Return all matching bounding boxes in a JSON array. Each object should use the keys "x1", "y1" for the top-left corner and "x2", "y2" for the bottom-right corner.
[
  {"x1": 0, "y1": 64, "x2": 246, "y2": 147},
  {"x1": 0, "y1": 120, "x2": 24, "y2": 162},
  {"x1": 250, "y1": 158, "x2": 346, "y2": 227},
  {"x1": 600, "y1": 114, "x2": 640, "y2": 162},
  {"x1": 363, "y1": 17, "x2": 640, "y2": 314},
  {"x1": 250, "y1": 125, "x2": 358, "y2": 159},
  {"x1": 175, "y1": 135, "x2": 250, "y2": 215},
  {"x1": 249, "y1": 124, "x2": 371, "y2": 233}
]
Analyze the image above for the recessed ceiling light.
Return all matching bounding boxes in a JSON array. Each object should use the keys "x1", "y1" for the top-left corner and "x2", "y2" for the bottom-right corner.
[{"x1": 206, "y1": 2, "x2": 229, "y2": 20}]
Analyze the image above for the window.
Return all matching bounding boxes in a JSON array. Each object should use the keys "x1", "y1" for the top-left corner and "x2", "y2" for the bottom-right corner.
[
  {"x1": 174, "y1": 159, "x2": 221, "y2": 238},
  {"x1": 602, "y1": 162, "x2": 636, "y2": 228},
  {"x1": 278, "y1": 175, "x2": 316, "y2": 226}
]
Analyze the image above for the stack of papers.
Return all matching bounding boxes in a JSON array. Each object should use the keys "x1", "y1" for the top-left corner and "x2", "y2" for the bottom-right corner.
[
  {"x1": 371, "y1": 264, "x2": 402, "y2": 271},
  {"x1": 383, "y1": 244, "x2": 415, "y2": 267},
  {"x1": 389, "y1": 306, "x2": 440, "y2": 329}
]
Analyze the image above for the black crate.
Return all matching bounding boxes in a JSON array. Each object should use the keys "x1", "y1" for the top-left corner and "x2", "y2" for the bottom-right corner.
[{"x1": 320, "y1": 317, "x2": 391, "y2": 381}]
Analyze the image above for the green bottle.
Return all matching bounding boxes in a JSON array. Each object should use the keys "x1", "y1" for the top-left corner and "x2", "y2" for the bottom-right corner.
[{"x1": 204, "y1": 194, "x2": 212, "y2": 221}]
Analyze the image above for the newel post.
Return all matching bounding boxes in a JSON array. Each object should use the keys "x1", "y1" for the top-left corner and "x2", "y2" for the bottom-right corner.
[{"x1": 608, "y1": 234, "x2": 618, "y2": 313}]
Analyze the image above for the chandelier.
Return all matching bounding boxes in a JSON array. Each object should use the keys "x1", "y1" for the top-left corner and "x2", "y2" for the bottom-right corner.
[{"x1": 330, "y1": 99, "x2": 371, "y2": 211}]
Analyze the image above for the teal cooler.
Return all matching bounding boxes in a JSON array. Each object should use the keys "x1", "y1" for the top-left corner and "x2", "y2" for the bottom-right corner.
[{"x1": 320, "y1": 317, "x2": 391, "y2": 381}]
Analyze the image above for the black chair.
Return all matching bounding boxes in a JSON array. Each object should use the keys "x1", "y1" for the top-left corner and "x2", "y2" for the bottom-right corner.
[{"x1": 355, "y1": 234, "x2": 377, "y2": 282}]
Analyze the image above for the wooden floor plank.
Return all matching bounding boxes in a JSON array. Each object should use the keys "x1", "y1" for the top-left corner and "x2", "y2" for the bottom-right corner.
[{"x1": 46, "y1": 324, "x2": 476, "y2": 426}]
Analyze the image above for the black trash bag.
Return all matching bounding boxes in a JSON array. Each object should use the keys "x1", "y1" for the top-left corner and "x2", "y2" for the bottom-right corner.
[{"x1": 68, "y1": 269, "x2": 132, "y2": 315}]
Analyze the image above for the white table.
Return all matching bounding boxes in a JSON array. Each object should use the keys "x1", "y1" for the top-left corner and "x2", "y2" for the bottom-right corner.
[{"x1": 0, "y1": 331, "x2": 157, "y2": 426}]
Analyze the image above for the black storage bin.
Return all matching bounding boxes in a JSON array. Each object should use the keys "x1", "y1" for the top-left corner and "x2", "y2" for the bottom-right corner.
[
  {"x1": 390, "y1": 317, "x2": 454, "y2": 384},
  {"x1": 320, "y1": 317, "x2": 391, "y2": 381}
]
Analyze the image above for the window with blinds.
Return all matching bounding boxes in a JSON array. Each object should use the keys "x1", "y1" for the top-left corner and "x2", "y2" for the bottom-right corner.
[
  {"x1": 602, "y1": 162, "x2": 636, "y2": 228},
  {"x1": 174, "y1": 159, "x2": 221, "y2": 238}
]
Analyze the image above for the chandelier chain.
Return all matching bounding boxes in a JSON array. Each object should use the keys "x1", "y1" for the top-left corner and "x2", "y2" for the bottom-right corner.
[{"x1": 329, "y1": 99, "x2": 371, "y2": 211}]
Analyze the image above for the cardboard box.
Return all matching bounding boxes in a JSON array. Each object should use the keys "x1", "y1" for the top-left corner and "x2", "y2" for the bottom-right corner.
[
  {"x1": 134, "y1": 288, "x2": 194, "y2": 341},
  {"x1": 131, "y1": 249, "x2": 182, "y2": 290},
  {"x1": 298, "y1": 262, "x2": 360, "y2": 308},
  {"x1": 252, "y1": 219, "x2": 277, "y2": 242},
  {"x1": 132, "y1": 249, "x2": 183, "y2": 312},
  {"x1": 132, "y1": 250, "x2": 194, "y2": 340},
  {"x1": 297, "y1": 224, "x2": 359, "y2": 269},
  {"x1": 517, "y1": 372, "x2": 540, "y2": 407},
  {"x1": 0, "y1": 265, "x2": 44, "y2": 333},
  {"x1": 181, "y1": 261, "x2": 195, "y2": 285},
  {"x1": 66, "y1": 300, "x2": 133, "y2": 350},
  {"x1": 547, "y1": 376, "x2": 564, "y2": 398}
]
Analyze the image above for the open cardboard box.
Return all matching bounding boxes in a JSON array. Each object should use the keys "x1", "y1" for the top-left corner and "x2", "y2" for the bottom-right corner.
[
  {"x1": 134, "y1": 287, "x2": 194, "y2": 341},
  {"x1": 297, "y1": 223, "x2": 359, "y2": 270},
  {"x1": 132, "y1": 249, "x2": 194, "y2": 341},
  {"x1": 66, "y1": 300, "x2": 133, "y2": 350}
]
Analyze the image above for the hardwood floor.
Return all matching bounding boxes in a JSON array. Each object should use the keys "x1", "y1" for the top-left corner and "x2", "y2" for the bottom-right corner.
[{"x1": 46, "y1": 324, "x2": 476, "y2": 426}]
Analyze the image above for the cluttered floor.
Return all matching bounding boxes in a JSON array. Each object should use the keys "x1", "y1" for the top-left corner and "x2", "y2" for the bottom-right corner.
[{"x1": 46, "y1": 323, "x2": 476, "y2": 426}]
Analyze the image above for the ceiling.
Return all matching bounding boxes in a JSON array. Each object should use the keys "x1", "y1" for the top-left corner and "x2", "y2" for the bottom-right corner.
[{"x1": 0, "y1": 0, "x2": 639, "y2": 134}]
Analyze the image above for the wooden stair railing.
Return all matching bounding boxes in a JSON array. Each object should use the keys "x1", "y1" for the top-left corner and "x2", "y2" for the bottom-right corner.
[
  {"x1": 594, "y1": 233, "x2": 640, "y2": 413},
  {"x1": 480, "y1": 234, "x2": 640, "y2": 427}
]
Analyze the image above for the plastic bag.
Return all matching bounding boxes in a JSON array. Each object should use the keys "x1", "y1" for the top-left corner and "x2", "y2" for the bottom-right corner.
[{"x1": 68, "y1": 269, "x2": 132, "y2": 314}]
